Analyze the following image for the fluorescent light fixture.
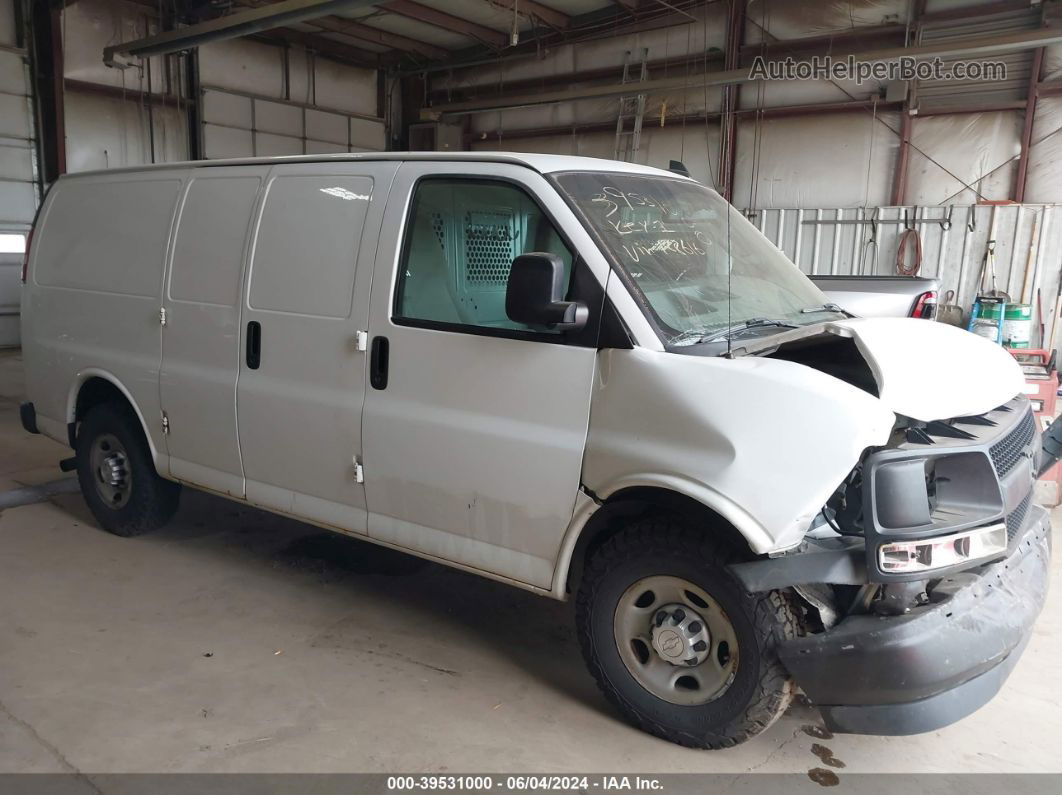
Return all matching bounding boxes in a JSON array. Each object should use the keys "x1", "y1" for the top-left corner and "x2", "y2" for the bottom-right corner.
[{"x1": 879, "y1": 523, "x2": 1007, "y2": 574}]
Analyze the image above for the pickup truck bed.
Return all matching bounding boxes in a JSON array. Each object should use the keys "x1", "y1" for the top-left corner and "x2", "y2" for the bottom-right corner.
[{"x1": 809, "y1": 275, "x2": 939, "y2": 319}]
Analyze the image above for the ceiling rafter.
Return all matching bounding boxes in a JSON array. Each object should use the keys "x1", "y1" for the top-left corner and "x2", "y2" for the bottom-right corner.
[
  {"x1": 378, "y1": 1, "x2": 509, "y2": 49},
  {"x1": 308, "y1": 16, "x2": 450, "y2": 59},
  {"x1": 488, "y1": 0, "x2": 569, "y2": 30},
  {"x1": 252, "y1": 26, "x2": 385, "y2": 67},
  {"x1": 231, "y1": 0, "x2": 449, "y2": 60}
]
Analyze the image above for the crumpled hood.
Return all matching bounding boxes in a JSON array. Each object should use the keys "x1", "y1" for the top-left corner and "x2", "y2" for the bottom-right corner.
[{"x1": 738, "y1": 317, "x2": 1026, "y2": 422}]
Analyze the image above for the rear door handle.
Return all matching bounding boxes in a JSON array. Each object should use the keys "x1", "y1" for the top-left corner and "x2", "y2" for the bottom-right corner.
[
  {"x1": 370, "y1": 336, "x2": 389, "y2": 390},
  {"x1": 246, "y1": 321, "x2": 261, "y2": 370}
]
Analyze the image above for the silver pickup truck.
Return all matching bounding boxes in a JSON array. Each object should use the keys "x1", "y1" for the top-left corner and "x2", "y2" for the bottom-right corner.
[{"x1": 810, "y1": 275, "x2": 939, "y2": 319}]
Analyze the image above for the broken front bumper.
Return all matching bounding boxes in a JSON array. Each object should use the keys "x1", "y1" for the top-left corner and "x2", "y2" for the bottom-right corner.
[{"x1": 778, "y1": 504, "x2": 1051, "y2": 736}]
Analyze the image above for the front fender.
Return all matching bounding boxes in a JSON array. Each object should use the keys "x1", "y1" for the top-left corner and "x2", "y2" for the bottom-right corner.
[{"x1": 582, "y1": 348, "x2": 896, "y2": 554}]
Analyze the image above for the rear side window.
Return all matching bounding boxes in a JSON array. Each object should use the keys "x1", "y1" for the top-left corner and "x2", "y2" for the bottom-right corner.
[
  {"x1": 394, "y1": 179, "x2": 573, "y2": 333},
  {"x1": 34, "y1": 178, "x2": 182, "y2": 297},
  {"x1": 170, "y1": 176, "x2": 261, "y2": 306},
  {"x1": 248, "y1": 174, "x2": 372, "y2": 319}
]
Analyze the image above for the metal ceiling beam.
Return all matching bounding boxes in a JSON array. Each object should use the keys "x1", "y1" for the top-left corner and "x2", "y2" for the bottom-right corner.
[
  {"x1": 468, "y1": 98, "x2": 902, "y2": 143},
  {"x1": 424, "y1": 26, "x2": 1062, "y2": 117},
  {"x1": 251, "y1": 26, "x2": 384, "y2": 67},
  {"x1": 379, "y1": 1, "x2": 508, "y2": 49},
  {"x1": 490, "y1": 0, "x2": 569, "y2": 30},
  {"x1": 429, "y1": 25, "x2": 909, "y2": 103},
  {"x1": 102, "y1": 0, "x2": 383, "y2": 64},
  {"x1": 229, "y1": 0, "x2": 450, "y2": 60},
  {"x1": 308, "y1": 16, "x2": 449, "y2": 59}
]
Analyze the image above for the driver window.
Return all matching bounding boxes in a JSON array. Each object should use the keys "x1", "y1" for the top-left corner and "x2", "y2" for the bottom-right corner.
[{"x1": 395, "y1": 179, "x2": 573, "y2": 333}]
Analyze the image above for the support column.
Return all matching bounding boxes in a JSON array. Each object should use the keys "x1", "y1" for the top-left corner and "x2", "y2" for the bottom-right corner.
[
  {"x1": 891, "y1": 109, "x2": 912, "y2": 206},
  {"x1": 1014, "y1": 45, "x2": 1044, "y2": 202},
  {"x1": 718, "y1": 0, "x2": 745, "y2": 202},
  {"x1": 30, "y1": 1, "x2": 65, "y2": 181}
]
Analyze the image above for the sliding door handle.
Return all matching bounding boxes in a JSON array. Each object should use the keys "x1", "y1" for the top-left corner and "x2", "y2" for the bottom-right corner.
[
  {"x1": 370, "y1": 336, "x2": 389, "y2": 390},
  {"x1": 246, "y1": 321, "x2": 262, "y2": 370}
]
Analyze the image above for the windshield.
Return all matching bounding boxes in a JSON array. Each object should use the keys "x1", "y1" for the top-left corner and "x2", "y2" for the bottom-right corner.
[{"x1": 555, "y1": 172, "x2": 843, "y2": 346}]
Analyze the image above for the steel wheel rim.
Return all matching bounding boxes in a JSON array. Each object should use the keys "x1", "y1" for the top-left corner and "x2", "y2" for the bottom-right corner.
[
  {"x1": 614, "y1": 575, "x2": 739, "y2": 706},
  {"x1": 89, "y1": 433, "x2": 132, "y2": 509}
]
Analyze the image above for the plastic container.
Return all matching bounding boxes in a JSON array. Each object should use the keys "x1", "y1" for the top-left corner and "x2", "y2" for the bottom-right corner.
[{"x1": 1002, "y1": 303, "x2": 1032, "y2": 348}]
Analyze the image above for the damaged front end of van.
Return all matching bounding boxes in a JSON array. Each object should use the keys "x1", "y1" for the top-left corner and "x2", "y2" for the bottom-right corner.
[
  {"x1": 582, "y1": 316, "x2": 1051, "y2": 737},
  {"x1": 561, "y1": 169, "x2": 1051, "y2": 738}
]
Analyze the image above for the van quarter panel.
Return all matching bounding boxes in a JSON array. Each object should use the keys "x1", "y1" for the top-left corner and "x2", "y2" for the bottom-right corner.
[
  {"x1": 236, "y1": 161, "x2": 399, "y2": 533},
  {"x1": 23, "y1": 172, "x2": 185, "y2": 459}
]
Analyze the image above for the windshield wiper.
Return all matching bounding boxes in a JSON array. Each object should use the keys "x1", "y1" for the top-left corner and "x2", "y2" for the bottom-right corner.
[
  {"x1": 800, "y1": 302, "x2": 850, "y2": 316},
  {"x1": 698, "y1": 318, "x2": 798, "y2": 343}
]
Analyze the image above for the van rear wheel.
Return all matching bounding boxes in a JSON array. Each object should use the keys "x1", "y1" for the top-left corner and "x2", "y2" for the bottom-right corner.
[
  {"x1": 575, "y1": 517, "x2": 799, "y2": 749},
  {"x1": 75, "y1": 404, "x2": 180, "y2": 537}
]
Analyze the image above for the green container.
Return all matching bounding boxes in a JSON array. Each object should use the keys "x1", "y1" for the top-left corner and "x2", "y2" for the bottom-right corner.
[
  {"x1": 971, "y1": 301, "x2": 1032, "y2": 347},
  {"x1": 978, "y1": 302, "x2": 1005, "y2": 321},
  {"x1": 1002, "y1": 303, "x2": 1032, "y2": 349}
]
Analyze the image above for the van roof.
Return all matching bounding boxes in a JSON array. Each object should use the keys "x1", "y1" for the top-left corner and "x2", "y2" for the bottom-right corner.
[{"x1": 60, "y1": 152, "x2": 687, "y2": 180}]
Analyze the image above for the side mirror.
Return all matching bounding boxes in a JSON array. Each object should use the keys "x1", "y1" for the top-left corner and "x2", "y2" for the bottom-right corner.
[{"x1": 505, "y1": 252, "x2": 588, "y2": 331}]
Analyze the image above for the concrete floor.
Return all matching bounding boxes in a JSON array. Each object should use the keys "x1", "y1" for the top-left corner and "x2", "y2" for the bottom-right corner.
[{"x1": 0, "y1": 347, "x2": 1060, "y2": 777}]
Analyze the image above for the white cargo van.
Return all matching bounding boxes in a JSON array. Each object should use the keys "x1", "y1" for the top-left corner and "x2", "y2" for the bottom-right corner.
[{"x1": 19, "y1": 153, "x2": 1051, "y2": 748}]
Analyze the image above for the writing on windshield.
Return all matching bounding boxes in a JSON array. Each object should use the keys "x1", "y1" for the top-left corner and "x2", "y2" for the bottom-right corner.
[
  {"x1": 588, "y1": 186, "x2": 710, "y2": 267},
  {"x1": 555, "y1": 171, "x2": 832, "y2": 345}
]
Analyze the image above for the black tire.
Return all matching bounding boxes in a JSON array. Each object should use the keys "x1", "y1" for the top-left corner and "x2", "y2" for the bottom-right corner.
[
  {"x1": 576, "y1": 516, "x2": 799, "y2": 749},
  {"x1": 75, "y1": 403, "x2": 181, "y2": 537}
]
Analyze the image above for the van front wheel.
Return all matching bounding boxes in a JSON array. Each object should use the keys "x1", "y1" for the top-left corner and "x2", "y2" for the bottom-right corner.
[
  {"x1": 575, "y1": 518, "x2": 798, "y2": 749},
  {"x1": 75, "y1": 404, "x2": 180, "y2": 537}
]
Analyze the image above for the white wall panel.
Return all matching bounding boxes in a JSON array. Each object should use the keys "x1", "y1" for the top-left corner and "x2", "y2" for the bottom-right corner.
[
  {"x1": 906, "y1": 111, "x2": 1022, "y2": 205},
  {"x1": 254, "y1": 99, "x2": 302, "y2": 136},
  {"x1": 350, "y1": 116, "x2": 385, "y2": 151},
  {"x1": 202, "y1": 123, "x2": 253, "y2": 160},
  {"x1": 0, "y1": 91, "x2": 28, "y2": 139},
  {"x1": 65, "y1": 90, "x2": 186, "y2": 173},
  {"x1": 307, "y1": 109, "x2": 348, "y2": 145},
  {"x1": 64, "y1": 0, "x2": 168, "y2": 93},
  {"x1": 732, "y1": 112, "x2": 900, "y2": 208},
  {"x1": 0, "y1": 143, "x2": 32, "y2": 182},
  {"x1": 1025, "y1": 97, "x2": 1062, "y2": 205},
  {"x1": 306, "y1": 140, "x2": 347, "y2": 154},
  {"x1": 202, "y1": 91, "x2": 252, "y2": 129},
  {"x1": 199, "y1": 38, "x2": 290, "y2": 100},
  {"x1": 202, "y1": 88, "x2": 385, "y2": 158},
  {"x1": 313, "y1": 57, "x2": 376, "y2": 115},
  {"x1": 0, "y1": 48, "x2": 22, "y2": 93},
  {"x1": 255, "y1": 132, "x2": 302, "y2": 156}
]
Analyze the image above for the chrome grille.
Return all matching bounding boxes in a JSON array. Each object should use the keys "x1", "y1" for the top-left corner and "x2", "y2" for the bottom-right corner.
[{"x1": 990, "y1": 409, "x2": 1036, "y2": 477}]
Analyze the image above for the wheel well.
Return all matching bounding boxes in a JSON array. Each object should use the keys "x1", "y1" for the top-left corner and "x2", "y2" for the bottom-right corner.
[
  {"x1": 566, "y1": 487, "x2": 755, "y2": 594},
  {"x1": 72, "y1": 378, "x2": 138, "y2": 447}
]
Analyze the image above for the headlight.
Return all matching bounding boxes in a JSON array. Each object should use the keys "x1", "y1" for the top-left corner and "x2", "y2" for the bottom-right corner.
[{"x1": 878, "y1": 523, "x2": 1007, "y2": 574}]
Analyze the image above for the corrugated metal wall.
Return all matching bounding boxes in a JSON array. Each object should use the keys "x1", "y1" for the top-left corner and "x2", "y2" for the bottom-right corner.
[{"x1": 756, "y1": 203, "x2": 1062, "y2": 348}]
